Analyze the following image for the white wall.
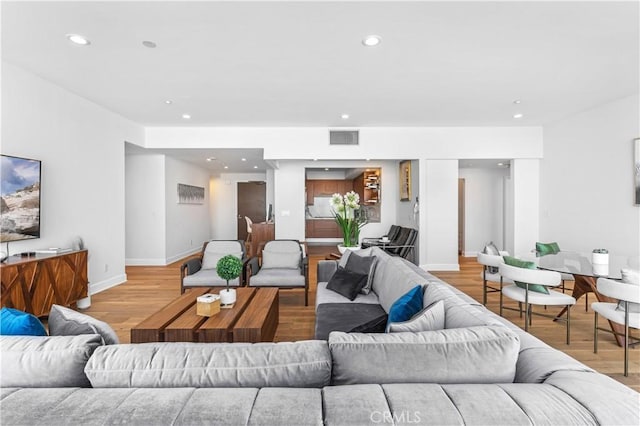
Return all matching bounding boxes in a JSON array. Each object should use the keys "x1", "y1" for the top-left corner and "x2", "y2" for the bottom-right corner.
[
  {"x1": 125, "y1": 154, "x2": 166, "y2": 264},
  {"x1": 145, "y1": 126, "x2": 543, "y2": 160},
  {"x1": 2, "y1": 62, "x2": 144, "y2": 294},
  {"x1": 420, "y1": 159, "x2": 459, "y2": 270},
  {"x1": 511, "y1": 159, "x2": 540, "y2": 257},
  {"x1": 540, "y1": 94, "x2": 640, "y2": 257},
  {"x1": 459, "y1": 167, "x2": 509, "y2": 255},
  {"x1": 210, "y1": 172, "x2": 267, "y2": 239},
  {"x1": 164, "y1": 156, "x2": 211, "y2": 263},
  {"x1": 306, "y1": 170, "x2": 347, "y2": 180}
]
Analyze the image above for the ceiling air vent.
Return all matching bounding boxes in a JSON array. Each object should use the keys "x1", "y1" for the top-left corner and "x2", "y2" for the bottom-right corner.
[{"x1": 329, "y1": 130, "x2": 359, "y2": 145}]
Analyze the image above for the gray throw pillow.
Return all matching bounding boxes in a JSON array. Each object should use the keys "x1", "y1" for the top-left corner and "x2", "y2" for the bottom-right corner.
[
  {"x1": 482, "y1": 242, "x2": 500, "y2": 274},
  {"x1": 387, "y1": 300, "x2": 445, "y2": 333},
  {"x1": 345, "y1": 253, "x2": 378, "y2": 295},
  {"x1": 48, "y1": 304, "x2": 119, "y2": 345}
]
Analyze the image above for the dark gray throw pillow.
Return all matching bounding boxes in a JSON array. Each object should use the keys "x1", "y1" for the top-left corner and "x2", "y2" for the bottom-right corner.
[
  {"x1": 345, "y1": 253, "x2": 378, "y2": 295},
  {"x1": 326, "y1": 267, "x2": 368, "y2": 301}
]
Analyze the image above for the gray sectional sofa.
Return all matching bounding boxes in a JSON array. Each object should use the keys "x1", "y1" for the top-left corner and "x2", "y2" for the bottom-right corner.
[{"x1": 1, "y1": 247, "x2": 639, "y2": 425}]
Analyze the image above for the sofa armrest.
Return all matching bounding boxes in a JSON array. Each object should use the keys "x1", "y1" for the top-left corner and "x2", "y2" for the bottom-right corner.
[
  {"x1": 246, "y1": 257, "x2": 261, "y2": 284},
  {"x1": 318, "y1": 260, "x2": 338, "y2": 283},
  {"x1": 181, "y1": 258, "x2": 202, "y2": 278}
]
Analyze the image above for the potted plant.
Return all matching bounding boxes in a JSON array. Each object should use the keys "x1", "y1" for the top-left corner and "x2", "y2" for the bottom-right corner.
[
  {"x1": 216, "y1": 255, "x2": 243, "y2": 305},
  {"x1": 330, "y1": 191, "x2": 368, "y2": 254}
]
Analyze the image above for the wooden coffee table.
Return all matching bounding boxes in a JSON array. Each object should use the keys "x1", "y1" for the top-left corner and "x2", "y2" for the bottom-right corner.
[{"x1": 130, "y1": 287, "x2": 279, "y2": 343}]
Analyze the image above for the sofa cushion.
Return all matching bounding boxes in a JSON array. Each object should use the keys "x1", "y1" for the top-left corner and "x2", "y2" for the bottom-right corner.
[
  {"x1": 326, "y1": 266, "x2": 368, "y2": 301},
  {"x1": 248, "y1": 388, "x2": 323, "y2": 426},
  {"x1": 48, "y1": 304, "x2": 119, "y2": 345},
  {"x1": 503, "y1": 255, "x2": 550, "y2": 294},
  {"x1": 445, "y1": 304, "x2": 505, "y2": 329},
  {"x1": 515, "y1": 346, "x2": 593, "y2": 383},
  {"x1": 249, "y1": 269, "x2": 304, "y2": 287},
  {"x1": 322, "y1": 384, "x2": 392, "y2": 425},
  {"x1": 201, "y1": 241, "x2": 243, "y2": 270},
  {"x1": 261, "y1": 240, "x2": 302, "y2": 269},
  {"x1": 387, "y1": 285, "x2": 423, "y2": 325},
  {"x1": 387, "y1": 300, "x2": 445, "y2": 333},
  {"x1": 0, "y1": 307, "x2": 47, "y2": 336},
  {"x1": 544, "y1": 370, "x2": 640, "y2": 426},
  {"x1": 373, "y1": 257, "x2": 429, "y2": 313},
  {"x1": 183, "y1": 269, "x2": 241, "y2": 287},
  {"x1": 314, "y1": 303, "x2": 387, "y2": 340},
  {"x1": 315, "y1": 281, "x2": 380, "y2": 308},
  {"x1": 0, "y1": 334, "x2": 102, "y2": 387},
  {"x1": 85, "y1": 340, "x2": 331, "y2": 388},
  {"x1": 328, "y1": 326, "x2": 520, "y2": 385}
]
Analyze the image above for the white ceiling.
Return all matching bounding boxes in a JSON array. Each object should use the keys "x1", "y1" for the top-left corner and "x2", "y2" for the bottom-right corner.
[
  {"x1": 2, "y1": 1, "x2": 638, "y2": 128},
  {"x1": 124, "y1": 144, "x2": 271, "y2": 173}
]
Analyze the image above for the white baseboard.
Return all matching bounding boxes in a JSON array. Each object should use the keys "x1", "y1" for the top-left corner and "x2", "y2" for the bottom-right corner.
[
  {"x1": 166, "y1": 247, "x2": 201, "y2": 265},
  {"x1": 89, "y1": 273, "x2": 127, "y2": 295},
  {"x1": 422, "y1": 263, "x2": 460, "y2": 271},
  {"x1": 125, "y1": 247, "x2": 201, "y2": 266},
  {"x1": 125, "y1": 258, "x2": 167, "y2": 266},
  {"x1": 463, "y1": 251, "x2": 478, "y2": 257}
]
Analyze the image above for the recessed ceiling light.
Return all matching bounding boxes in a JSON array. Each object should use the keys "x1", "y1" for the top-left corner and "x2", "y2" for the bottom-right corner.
[
  {"x1": 513, "y1": 113, "x2": 524, "y2": 119},
  {"x1": 513, "y1": 99, "x2": 522, "y2": 104},
  {"x1": 142, "y1": 40, "x2": 157, "y2": 48},
  {"x1": 224, "y1": 165, "x2": 229, "y2": 169},
  {"x1": 362, "y1": 35, "x2": 382, "y2": 47},
  {"x1": 325, "y1": 168, "x2": 330, "y2": 171},
  {"x1": 497, "y1": 162, "x2": 504, "y2": 166},
  {"x1": 341, "y1": 113, "x2": 350, "y2": 119},
  {"x1": 182, "y1": 114, "x2": 191, "y2": 119},
  {"x1": 241, "y1": 158, "x2": 247, "y2": 162},
  {"x1": 165, "y1": 100, "x2": 172, "y2": 105},
  {"x1": 66, "y1": 34, "x2": 90, "y2": 45},
  {"x1": 206, "y1": 157, "x2": 216, "y2": 162},
  {"x1": 365, "y1": 159, "x2": 370, "y2": 161},
  {"x1": 313, "y1": 159, "x2": 318, "y2": 161},
  {"x1": 253, "y1": 165, "x2": 258, "y2": 169}
]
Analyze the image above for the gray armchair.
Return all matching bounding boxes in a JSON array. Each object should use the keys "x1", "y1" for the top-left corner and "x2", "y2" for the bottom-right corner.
[
  {"x1": 180, "y1": 240, "x2": 247, "y2": 293},
  {"x1": 246, "y1": 240, "x2": 309, "y2": 306}
]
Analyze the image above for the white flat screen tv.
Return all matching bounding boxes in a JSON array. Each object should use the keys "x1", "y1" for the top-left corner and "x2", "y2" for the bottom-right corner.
[{"x1": 1, "y1": 154, "x2": 42, "y2": 242}]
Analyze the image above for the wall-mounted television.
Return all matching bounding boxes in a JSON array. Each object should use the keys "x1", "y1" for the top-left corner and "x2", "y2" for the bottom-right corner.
[{"x1": 1, "y1": 154, "x2": 42, "y2": 242}]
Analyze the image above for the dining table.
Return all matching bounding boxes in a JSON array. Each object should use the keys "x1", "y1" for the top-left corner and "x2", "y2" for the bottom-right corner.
[{"x1": 527, "y1": 251, "x2": 639, "y2": 347}]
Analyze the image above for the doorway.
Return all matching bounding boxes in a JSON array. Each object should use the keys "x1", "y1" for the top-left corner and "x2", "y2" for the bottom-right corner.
[
  {"x1": 237, "y1": 182, "x2": 266, "y2": 240},
  {"x1": 458, "y1": 178, "x2": 465, "y2": 256}
]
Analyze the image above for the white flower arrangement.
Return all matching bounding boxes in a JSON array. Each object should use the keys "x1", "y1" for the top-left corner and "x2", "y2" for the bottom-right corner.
[{"x1": 330, "y1": 191, "x2": 367, "y2": 247}]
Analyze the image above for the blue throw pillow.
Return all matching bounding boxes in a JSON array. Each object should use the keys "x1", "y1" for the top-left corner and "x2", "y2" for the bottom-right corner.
[
  {"x1": 0, "y1": 307, "x2": 47, "y2": 336},
  {"x1": 387, "y1": 285, "x2": 423, "y2": 326}
]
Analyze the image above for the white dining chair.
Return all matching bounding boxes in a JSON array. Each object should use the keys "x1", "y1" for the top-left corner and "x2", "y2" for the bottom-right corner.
[
  {"x1": 477, "y1": 251, "x2": 512, "y2": 306},
  {"x1": 244, "y1": 216, "x2": 253, "y2": 242},
  {"x1": 500, "y1": 263, "x2": 576, "y2": 344},
  {"x1": 592, "y1": 277, "x2": 640, "y2": 376}
]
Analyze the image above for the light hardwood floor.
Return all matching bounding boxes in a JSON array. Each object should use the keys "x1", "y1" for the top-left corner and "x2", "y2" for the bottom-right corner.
[{"x1": 83, "y1": 248, "x2": 639, "y2": 391}]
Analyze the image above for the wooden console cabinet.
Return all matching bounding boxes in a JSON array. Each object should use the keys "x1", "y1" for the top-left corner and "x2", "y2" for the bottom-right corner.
[{"x1": 1, "y1": 250, "x2": 88, "y2": 317}]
